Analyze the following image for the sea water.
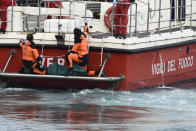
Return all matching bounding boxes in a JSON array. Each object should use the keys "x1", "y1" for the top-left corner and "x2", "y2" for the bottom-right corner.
[{"x1": 0, "y1": 84, "x2": 196, "y2": 131}]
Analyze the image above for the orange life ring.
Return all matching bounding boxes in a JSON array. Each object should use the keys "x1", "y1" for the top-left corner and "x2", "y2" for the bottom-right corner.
[{"x1": 104, "y1": 6, "x2": 114, "y2": 30}]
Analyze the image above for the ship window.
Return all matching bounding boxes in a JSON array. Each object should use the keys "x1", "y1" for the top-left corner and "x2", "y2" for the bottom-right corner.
[
  {"x1": 87, "y1": 3, "x2": 101, "y2": 19},
  {"x1": 171, "y1": 0, "x2": 175, "y2": 21},
  {"x1": 178, "y1": 0, "x2": 186, "y2": 21},
  {"x1": 16, "y1": 0, "x2": 41, "y2": 7},
  {"x1": 186, "y1": 46, "x2": 189, "y2": 54},
  {"x1": 170, "y1": 0, "x2": 186, "y2": 21}
]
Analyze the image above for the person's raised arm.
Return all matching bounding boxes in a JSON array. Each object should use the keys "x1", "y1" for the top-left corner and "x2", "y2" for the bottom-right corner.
[{"x1": 84, "y1": 20, "x2": 89, "y2": 37}]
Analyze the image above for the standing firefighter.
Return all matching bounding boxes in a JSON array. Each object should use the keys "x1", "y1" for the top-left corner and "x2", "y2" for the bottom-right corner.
[
  {"x1": 19, "y1": 34, "x2": 46, "y2": 75},
  {"x1": 113, "y1": 0, "x2": 135, "y2": 39},
  {"x1": 0, "y1": 0, "x2": 15, "y2": 33}
]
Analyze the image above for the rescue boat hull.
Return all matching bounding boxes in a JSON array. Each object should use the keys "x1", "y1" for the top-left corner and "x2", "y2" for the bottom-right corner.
[
  {"x1": 0, "y1": 73, "x2": 125, "y2": 89},
  {"x1": 0, "y1": 40, "x2": 196, "y2": 90}
]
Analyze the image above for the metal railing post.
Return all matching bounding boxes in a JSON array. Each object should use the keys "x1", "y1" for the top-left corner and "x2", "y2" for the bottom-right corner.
[
  {"x1": 84, "y1": 1, "x2": 87, "y2": 19},
  {"x1": 37, "y1": 0, "x2": 41, "y2": 31},
  {"x1": 147, "y1": 2, "x2": 150, "y2": 34},
  {"x1": 11, "y1": 0, "x2": 14, "y2": 31},
  {"x1": 111, "y1": 4, "x2": 115, "y2": 36},
  {"x1": 158, "y1": 0, "x2": 161, "y2": 34},
  {"x1": 129, "y1": 3, "x2": 132, "y2": 37},
  {"x1": 169, "y1": 0, "x2": 172, "y2": 33},
  {"x1": 190, "y1": 0, "x2": 193, "y2": 28},
  {"x1": 134, "y1": 3, "x2": 137, "y2": 36},
  {"x1": 58, "y1": 3, "x2": 63, "y2": 35},
  {"x1": 180, "y1": 0, "x2": 183, "y2": 31},
  {"x1": 69, "y1": 1, "x2": 72, "y2": 17}
]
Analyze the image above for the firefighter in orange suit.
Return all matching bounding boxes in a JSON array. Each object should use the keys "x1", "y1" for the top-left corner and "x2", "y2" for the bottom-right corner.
[
  {"x1": 19, "y1": 34, "x2": 46, "y2": 75},
  {"x1": 113, "y1": 0, "x2": 135, "y2": 39},
  {"x1": 65, "y1": 20, "x2": 96, "y2": 76},
  {"x1": 65, "y1": 20, "x2": 89, "y2": 75},
  {"x1": 0, "y1": 0, "x2": 15, "y2": 33}
]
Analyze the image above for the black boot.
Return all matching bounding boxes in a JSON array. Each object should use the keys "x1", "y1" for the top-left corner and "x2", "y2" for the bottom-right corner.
[
  {"x1": 65, "y1": 68, "x2": 74, "y2": 76},
  {"x1": 119, "y1": 34, "x2": 126, "y2": 39},
  {"x1": 113, "y1": 34, "x2": 120, "y2": 39},
  {"x1": 0, "y1": 29, "x2": 5, "y2": 34}
]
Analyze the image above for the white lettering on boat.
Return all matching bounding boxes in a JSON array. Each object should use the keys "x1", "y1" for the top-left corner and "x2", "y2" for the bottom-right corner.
[
  {"x1": 168, "y1": 60, "x2": 176, "y2": 72},
  {"x1": 152, "y1": 56, "x2": 194, "y2": 75},
  {"x1": 178, "y1": 56, "x2": 193, "y2": 69},
  {"x1": 42, "y1": 57, "x2": 65, "y2": 67},
  {"x1": 152, "y1": 62, "x2": 165, "y2": 75},
  {"x1": 47, "y1": 58, "x2": 54, "y2": 67},
  {"x1": 58, "y1": 58, "x2": 65, "y2": 66}
]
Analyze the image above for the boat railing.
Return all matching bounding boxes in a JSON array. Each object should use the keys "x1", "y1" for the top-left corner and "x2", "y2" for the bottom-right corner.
[
  {"x1": 2, "y1": 0, "x2": 196, "y2": 36},
  {"x1": 3, "y1": 0, "x2": 90, "y2": 33},
  {"x1": 111, "y1": 0, "x2": 195, "y2": 37}
]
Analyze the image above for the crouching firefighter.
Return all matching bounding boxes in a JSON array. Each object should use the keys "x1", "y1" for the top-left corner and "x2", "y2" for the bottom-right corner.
[
  {"x1": 65, "y1": 20, "x2": 97, "y2": 76},
  {"x1": 19, "y1": 34, "x2": 46, "y2": 75}
]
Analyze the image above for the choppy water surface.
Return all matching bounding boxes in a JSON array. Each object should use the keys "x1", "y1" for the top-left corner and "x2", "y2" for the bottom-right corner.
[{"x1": 0, "y1": 84, "x2": 196, "y2": 131}]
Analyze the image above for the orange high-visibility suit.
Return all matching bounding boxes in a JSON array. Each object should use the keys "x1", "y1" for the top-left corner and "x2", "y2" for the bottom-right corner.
[
  {"x1": 19, "y1": 40, "x2": 46, "y2": 75},
  {"x1": 20, "y1": 41, "x2": 39, "y2": 63},
  {"x1": 66, "y1": 24, "x2": 96, "y2": 76},
  {"x1": 114, "y1": 0, "x2": 130, "y2": 36},
  {"x1": 0, "y1": 0, "x2": 15, "y2": 31},
  {"x1": 67, "y1": 24, "x2": 89, "y2": 69}
]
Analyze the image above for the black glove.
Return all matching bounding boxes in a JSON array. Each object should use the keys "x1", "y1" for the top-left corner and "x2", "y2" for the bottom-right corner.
[{"x1": 36, "y1": 56, "x2": 41, "y2": 62}]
